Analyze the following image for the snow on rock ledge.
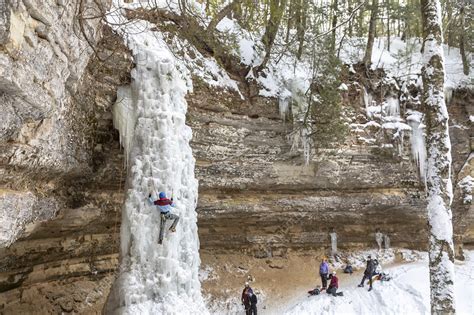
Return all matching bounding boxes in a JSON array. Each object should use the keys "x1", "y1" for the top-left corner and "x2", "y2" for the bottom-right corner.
[{"x1": 105, "y1": 9, "x2": 207, "y2": 315}]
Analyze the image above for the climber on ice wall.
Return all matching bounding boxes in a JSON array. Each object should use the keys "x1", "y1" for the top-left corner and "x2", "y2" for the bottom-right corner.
[{"x1": 148, "y1": 192, "x2": 180, "y2": 244}]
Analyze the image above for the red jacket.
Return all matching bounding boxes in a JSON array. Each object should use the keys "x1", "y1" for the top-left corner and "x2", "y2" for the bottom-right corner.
[
  {"x1": 154, "y1": 198, "x2": 173, "y2": 206},
  {"x1": 241, "y1": 288, "x2": 250, "y2": 305},
  {"x1": 329, "y1": 275, "x2": 339, "y2": 289}
]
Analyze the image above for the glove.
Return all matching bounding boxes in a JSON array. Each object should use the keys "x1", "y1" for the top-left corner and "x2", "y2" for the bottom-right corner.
[{"x1": 148, "y1": 193, "x2": 151, "y2": 198}]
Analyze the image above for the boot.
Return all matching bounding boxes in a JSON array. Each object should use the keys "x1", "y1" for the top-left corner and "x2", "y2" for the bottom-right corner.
[
  {"x1": 368, "y1": 287, "x2": 373, "y2": 292},
  {"x1": 358, "y1": 284, "x2": 363, "y2": 287}
]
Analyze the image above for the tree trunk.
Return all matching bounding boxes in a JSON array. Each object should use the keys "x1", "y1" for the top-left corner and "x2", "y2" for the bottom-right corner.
[
  {"x1": 459, "y1": 1, "x2": 469, "y2": 75},
  {"x1": 420, "y1": 0, "x2": 456, "y2": 314},
  {"x1": 331, "y1": 0, "x2": 339, "y2": 53},
  {"x1": 348, "y1": 0, "x2": 353, "y2": 37},
  {"x1": 363, "y1": 0, "x2": 378, "y2": 66},
  {"x1": 285, "y1": 0, "x2": 294, "y2": 43},
  {"x1": 386, "y1": 0, "x2": 391, "y2": 51},
  {"x1": 357, "y1": 3, "x2": 364, "y2": 36},
  {"x1": 258, "y1": 0, "x2": 288, "y2": 71},
  {"x1": 296, "y1": 0, "x2": 307, "y2": 59}
]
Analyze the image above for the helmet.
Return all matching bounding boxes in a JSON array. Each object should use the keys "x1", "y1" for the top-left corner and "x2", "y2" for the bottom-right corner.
[
  {"x1": 159, "y1": 192, "x2": 166, "y2": 199},
  {"x1": 245, "y1": 282, "x2": 249, "y2": 287},
  {"x1": 332, "y1": 271, "x2": 336, "y2": 275}
]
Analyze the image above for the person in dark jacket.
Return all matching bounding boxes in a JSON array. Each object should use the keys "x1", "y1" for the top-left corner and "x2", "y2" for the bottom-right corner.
[
  {"x1": 358, "y1": 255, "x2": 376, "y2": 291},
  {"x1": 327, "y1": 271, "x2": 343, "y2": 296},
  {"x1": 248, "y1": 290, "x2": 257, "y2": 315},
  {"x1": 241, "y1": 282, "x2": 253, "y2": 315},
  {"x1": 319, "y1": 257, "x2": 329, "y2": 290}
]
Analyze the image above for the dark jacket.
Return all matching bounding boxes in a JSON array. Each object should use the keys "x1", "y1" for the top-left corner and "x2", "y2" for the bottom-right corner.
[
  {"x1": 249, "y1": 293, "x2": 257, "y2": 305},
  {"x1": 364, "y1": 259, "x2": 375, "y2": 276}
]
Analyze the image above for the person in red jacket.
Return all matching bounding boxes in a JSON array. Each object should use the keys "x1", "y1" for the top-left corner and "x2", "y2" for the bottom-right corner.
[{"x1": 327, "y1": 271, "x2": 342, "y2": 296}]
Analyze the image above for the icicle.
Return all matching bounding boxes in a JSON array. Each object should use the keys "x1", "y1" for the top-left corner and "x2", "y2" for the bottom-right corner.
[
  {"x1": 407, "y1": 111, "x2": 427, "y2": 182},
  {"x1": 279, "y1": 97, "x2": 290, "y2": 121},
  {"x1": 301, "y1": 125, "x2": 312, "y2": 165},
  {"x1": 363, "y1": 86, "x2": 372, "y2": 117},
  {"x1": 330, "y1": 231, "x2": 338, "y2": 256},
  {"x1": 384, "y1": 97, "x2": 400, "y2": 117},
  {"x1": 113, "y1": 86, "x2": 135, "y2": 166},
  {"x1": 444, "y1": 86, "x2": 453, "y2": 105}
]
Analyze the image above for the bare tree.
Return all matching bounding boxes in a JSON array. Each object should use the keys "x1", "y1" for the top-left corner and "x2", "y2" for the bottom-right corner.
[
  {"x1": 420, "y1": 0, "x2": 456, "y2": 313},
  {"x1": 363, "y1": 0, "x2": 378, "y2": 65},
  {"x1": 258, "y1": 0, "x2": 287, "y2": 72},
  {"x1": 459, "y1": 0, "x2": 469, "y2": 75},
  {"x1": 331, "y1": 0, "x2": 339, "y2": 52}
]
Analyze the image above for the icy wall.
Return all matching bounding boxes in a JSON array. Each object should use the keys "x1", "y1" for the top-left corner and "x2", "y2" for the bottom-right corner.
[{"x1": 105, "y1": 10, "x2": 206, "y2": 314}]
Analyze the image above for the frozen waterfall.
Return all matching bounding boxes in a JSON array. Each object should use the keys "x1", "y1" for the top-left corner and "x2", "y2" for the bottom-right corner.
[{"x1": 105, "y1": 8, "x2": 207, "y2": 315}]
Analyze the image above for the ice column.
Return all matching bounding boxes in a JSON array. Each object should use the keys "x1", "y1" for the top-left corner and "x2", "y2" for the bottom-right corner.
[
  {"x1": 407, "y1": 111, "x2": 427, "y2": 182},
  {"x1": 383, "y1": 234, "x2": 391, "y2": 249},
  {"x1": 106, "y1": 19, "x2": 207, "y2": 314},
  {"x1": 375, "y1": 230, "x2": 384, "y2": 251},
  {"x1": 330, "y1": 231, "x2": 337, "y2": 256}
]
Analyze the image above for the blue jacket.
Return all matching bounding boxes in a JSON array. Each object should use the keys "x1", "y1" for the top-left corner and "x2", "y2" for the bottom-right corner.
[{"x1": 320, "y1": 261, "x2": 329, "y2": 274}]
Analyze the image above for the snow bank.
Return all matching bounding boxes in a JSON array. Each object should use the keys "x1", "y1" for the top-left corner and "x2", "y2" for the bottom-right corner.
[
  {"x1": 105, "y1": 3, "x2": 207, "y2": 314},
  {"x1": 283, "y1": 251, "x2": 474, "y2": 315}
]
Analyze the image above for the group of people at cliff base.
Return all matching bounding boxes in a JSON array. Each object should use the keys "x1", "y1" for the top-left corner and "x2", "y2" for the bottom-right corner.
[
  {"x1": 241, "y1": 282, "x2": 258, "y2": 315},
  {"x1": 310, "y1": 255, "x2": 390, "y2": 297},
  {"x1": 311, "y1": 257, "x2": 344, "y2": 297}
]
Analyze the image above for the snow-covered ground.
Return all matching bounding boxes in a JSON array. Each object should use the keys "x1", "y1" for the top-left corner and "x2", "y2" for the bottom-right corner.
[{"x1": 283, "y1": 251, "x2": 474, "y2": 315}]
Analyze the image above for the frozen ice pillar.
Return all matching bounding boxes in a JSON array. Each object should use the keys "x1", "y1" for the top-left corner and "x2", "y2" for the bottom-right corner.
[{"x1": 105, "y1": 21, "x2": 207, "y2": 314}]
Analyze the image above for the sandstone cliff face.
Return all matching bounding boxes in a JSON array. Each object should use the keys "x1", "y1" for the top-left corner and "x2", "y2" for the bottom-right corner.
[
  {"x1": 190, "y1": 81, "x2": 472, "y2": 256},
  {"x1": 188, "y1": 82, "x2": 421, "y2": 255},
  {"x1": 0, "y1": 1, "x2": 131, "y2": 313},
  {"x1": 1, "y1": 0, "x2": 107, "y2": 246}
]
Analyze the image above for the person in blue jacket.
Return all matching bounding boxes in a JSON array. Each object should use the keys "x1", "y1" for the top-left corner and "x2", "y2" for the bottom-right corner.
[{"x1": 319, "y1": 257, "x2": 329, "y2": 290}]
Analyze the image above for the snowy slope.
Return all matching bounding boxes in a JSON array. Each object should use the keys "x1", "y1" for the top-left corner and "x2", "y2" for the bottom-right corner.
[
  {"x1": 283, "y1": 251, "x2": 474, "y2": 315},
  {"x1": 105, "y1": 3, "x2": 207, "y2": 314}
]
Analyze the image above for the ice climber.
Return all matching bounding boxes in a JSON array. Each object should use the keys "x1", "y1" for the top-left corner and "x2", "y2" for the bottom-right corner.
[
  {"x1": 319, "y1": 257, "x2": 329, "y2": 290},
  {"x1": 358, "y1": 255, "x2": 376, "y2": 291},
  {"x1": 148, "y1": 192, "x2": 179, "y2": 242},
  {"x1": 241, "y1": 282, "x2": 254, "y2": 315},
  {"x1": 327, "y1": 271, "x2": 343, "y2": 296}
]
